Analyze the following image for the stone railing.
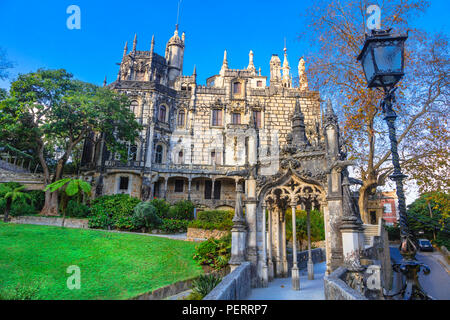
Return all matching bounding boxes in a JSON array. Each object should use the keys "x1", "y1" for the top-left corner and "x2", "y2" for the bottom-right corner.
[
  {"x1": 287, "y1": 248, "x2": 326, "y2": 273},
  {"x1": 203, "y1": 262, "x2": 251, "y2": 300},
  {"x1": 324, "y1": 267, "x2": 368, "y2": 300}
]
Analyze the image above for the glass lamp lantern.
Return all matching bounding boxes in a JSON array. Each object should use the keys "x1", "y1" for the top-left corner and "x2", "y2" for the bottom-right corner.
[{"x1": 357, "y1": 29, "x2": 408, "y2": 89}]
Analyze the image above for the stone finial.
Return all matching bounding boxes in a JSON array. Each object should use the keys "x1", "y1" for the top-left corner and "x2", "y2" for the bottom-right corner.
[
  {"x1": 282, "y1": 47, "x2": 291, "y2": 87},
  {"x1": 192, "y1": 65, "x2": 197, "y2": 78},
  {"x1": 298, "y1": 57, "x2": 308, "y2": 90},
  {"x1": 220, "y1": 50, "x2": 228, "y2": 75},
  {"x1": 259, "y1": 67, "x2": 261, "y2": 76},
  {"x1": 181, "y1": 32, "x2": 185, "y2": 43},
  {"x1": 326, "y1": 99, "x2": 335, "y2": 115},
  {"x1": 122, "y1": 41, "x2": 128, "y2": 58},
  {"x1": 132, "y1": 34, "x2": 137, "y2": 52},
  {"x1": 150, "y1": 35, "x2": 155, "y2": 53},
  {"x1": 291, "y1": 98, "x2": 310, "y2": 149},
  {"x1": 248, "y1": 50, "x2": 256, "y2": 74}
]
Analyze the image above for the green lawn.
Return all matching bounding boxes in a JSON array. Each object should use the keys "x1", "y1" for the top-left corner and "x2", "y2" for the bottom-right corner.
[{"x1": 0, "y1": 222, "x2": 203, "y2": 300}]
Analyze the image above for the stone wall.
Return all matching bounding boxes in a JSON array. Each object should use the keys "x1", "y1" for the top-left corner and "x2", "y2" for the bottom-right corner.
[
  {"x1": 186, "y1": 227, "x2": 229, "y2": 241},
  {"x1": 7, "y1": 216, "x2": 89, "y2": 229},
  {"x1": 203, "y1": 262, "x2": 252, "y2": 300},
  {"x1": 324, "y1": 267, "x2": 368, "y2": 300}
]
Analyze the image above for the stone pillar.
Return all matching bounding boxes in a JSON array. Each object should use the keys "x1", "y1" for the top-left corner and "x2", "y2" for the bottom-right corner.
[
  {"x1": 281, "y1": 211, "x2": 288, "y2": 277},
  {"x1": 245, "y1": 177, "x2": 258, "y2": 286},
  {"x1": 267, "y1": 205, "x2": 274, "y2": 281},
  {"x1": 291, "y1": 202, "x2": 300, "y2": 290},
  {"x1": 229, "y1": 184, "x2": 247, "y2": 272},
  {"x1": 306, "y1": 205, "x2": 314, "y2": 280},
  {"x1": 211, "y1": 178, "x2": 215, "y2": 201},
  {"x1": 188, "y1": 178, "x2": 192, "y2": 201},
  {"x1": 275, "y1": 207, "x2": 283, "y2": 277},
  {"x1": 261, "y1": 204, "x2": 269, "y2": 287},
  {"x1": 163, "y1": 178, "x2": 168, "y2": 200}
]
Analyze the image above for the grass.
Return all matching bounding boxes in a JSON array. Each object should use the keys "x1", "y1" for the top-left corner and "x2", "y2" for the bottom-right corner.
[{"x1": 0, "y1": 222, "x2": 203, "y2": 300}]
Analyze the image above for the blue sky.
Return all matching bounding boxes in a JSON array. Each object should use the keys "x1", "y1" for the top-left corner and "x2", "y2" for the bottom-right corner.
[{"x1": 0, "y1": 0, "x2": 449, "y2": 89}]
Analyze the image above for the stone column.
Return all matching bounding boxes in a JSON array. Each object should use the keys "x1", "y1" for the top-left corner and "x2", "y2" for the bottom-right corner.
[
  {"x1": 275, "y1": 207, "x2": 283, "y2": 277},
  {"x1": 245, "y1": 177, "x2": 258, "y2": 286},
  {"x1": 211, "y1": 178, "x2": 215, "y2": 201},
  {"x1": 188, "y1": 177, "x2": 192, "y2": 201},
  {"x1": 229, "y1": 184, "x2": 247, "y2": 272},
  {"x1": 306, "y1": 204, "x2": 314, "y2": 280},
  {"x1": 163, "y1": 177, "x2": 168, "y2": 200},
  {"x1": 267, "y1": 204, "x2": 274, "y2": 281},
  {"x1": 281, "y1": 211, "x2": 288, "y2": 277},
  {"x1": 291, "y1": 202, "x2": 300, "y2": 290},
  {"x1": 261, "y1": 203, "x2": 269, "y2": 287}
]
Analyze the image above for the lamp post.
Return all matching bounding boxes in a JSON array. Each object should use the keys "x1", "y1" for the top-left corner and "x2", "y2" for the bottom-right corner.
[{"x1": 357, "y1": 29, "x2": 432, "y2": 300}]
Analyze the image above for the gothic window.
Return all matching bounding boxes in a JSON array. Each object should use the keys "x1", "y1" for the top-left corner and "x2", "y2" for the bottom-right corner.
[
  {"x1": 130, "y1": 101, "x2": 138, "y2": 115},
  {"x1": 119, "y1": 176, "x2": 129, "y2": 191},
  {"x1": 233, "y1": 82, "x2": 242, "y2": 94},
  {"x1": 253, "y1": 110, "x2": 262, "y2": 128},
  {"x1": 158, "y1": 105, "x2": 167, "y2": 122},
  {"x1": 174, "y1": 180, "x2": 184, "y2": 193},
  {"x1": 212, "y1": 109, "x2": 222, "y2": 126},
  {"x1": 155, "y1": 145, "x2": 163, "y2": 164},
  {"x1": 177, "y1": 110, "x2": 185, "y2": 127},
  {"x1": 232, "y1": 113, "x2": 241, "y2": 125}
]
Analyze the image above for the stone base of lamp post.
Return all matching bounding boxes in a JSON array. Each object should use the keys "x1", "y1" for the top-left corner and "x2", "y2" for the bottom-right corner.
[{"x1": 292, "y1": 266, "x2": 300, "y2": 291}]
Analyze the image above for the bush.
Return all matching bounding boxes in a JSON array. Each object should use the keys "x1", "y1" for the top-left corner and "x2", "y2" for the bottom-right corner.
[
  {"x1": 167, "y1": 200, "x2": 195, "y2": 220},
  {"x1": 28, "y1": 190, "x2": 45, "y2": 212},
  {"x1": 160, "y1": 219, "x2": 189, "y2": 233},
  {"x1": 191, "y1": 274, "x2": 222, "y2": 299},
  {"x1": 189, "y1": 210, "x2": 234, "y2": 231},
  {"x1": 132, "y1": 202, "x2": 162, "y2": 231},
  {"x1": 65, "y1": 200, "x2": 90, "y2": 218},
  {"x1": 193, "y1": 234, "x2": 231, "y2": 270},
  {"x1": 149, "y1": 198, "x2": 170, "y2": 219},
  {"x1": 88, "y1": 194, "x2": 141, "y2": 230},
  {"x1": 188, "y1": 219, "x2": 233, "y2": 231},
  {"x1": 385, "y1": 225, "x2": 401, "y2": 241},
  {"x1": 10, "y1": 202, "x2": 36, "y2": 216}
]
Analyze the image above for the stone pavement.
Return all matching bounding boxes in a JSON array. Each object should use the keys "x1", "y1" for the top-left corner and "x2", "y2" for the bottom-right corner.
[{"x1": 245, "y1": 261, "x2": 327, "y2": 300}]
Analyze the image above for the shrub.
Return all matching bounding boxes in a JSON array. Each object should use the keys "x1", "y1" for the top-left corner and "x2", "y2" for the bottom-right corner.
[
  {"x1": 88, "y1": 194, "x2": 141, "y2": 230},
  {"x1": 167, "y1": 200, "x2": 195, "y2": 220},
  {"x1": 10, "y1": 202, "x2": 36, "y2": 216},
  {"x1": 28, "y1": 190, "x2": 45, "y2": 212},
  {"x1": 197, "y1": 210, "x2": 233, "y2": 224},
  {"x1": 191, "y1": 274, "x2": 222, "y2": 299},
  {"x1": 149, "y1": 198, "x2": 170, "y2": 219},
  {"x1": 193, "y1": 234, "x2": 231, "y2": 270},
  {"x1": 132, "y1": 202, "x2": 162, "y2": 231},
  {"x1": 160, "y1": 219, "x2": 189, "y2": 233},
  {"x1": 385, "y1": 225, "x2": 401, "y2": 241},
  {"x1": 65, "y1": 200, "x2": 90, "y2": 218},
  {"x1": 188, "y1": 219, "x2": 233, "y2": 231}
]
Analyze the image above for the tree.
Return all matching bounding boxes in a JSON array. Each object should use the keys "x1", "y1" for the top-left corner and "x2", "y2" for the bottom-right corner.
[
  {"x1": 301, "y1": 0, "x2": 450, "y2": 222},
  {"x1": 0, "y1": 184, "x2": 31, "y2": 222},
  {"x1": 0, "y1": 47, "x2": 14, "y2": 80},
  {"x1": 44, "y1": 178, "x2": 92, "y2": 226},
  {"x1": 2, "y1": 69, "x2": 142, "y2": 216}
]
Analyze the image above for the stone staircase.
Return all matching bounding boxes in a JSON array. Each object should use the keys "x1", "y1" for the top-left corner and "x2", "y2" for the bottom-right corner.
[
  {"x1": 0, "y1": 159, "x2": 30, "y2": 174},
  {"x1": 0, "y1": 168, "x2": 46, "y2": 190},
  {"x1": 363, "y1": 221, "x2": 382, "y2": 247}
]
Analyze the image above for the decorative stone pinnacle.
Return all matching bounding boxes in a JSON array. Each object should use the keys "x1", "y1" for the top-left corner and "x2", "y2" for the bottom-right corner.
[{"x1": 132, "y1": 34, "x2": 137, "y2": 52}]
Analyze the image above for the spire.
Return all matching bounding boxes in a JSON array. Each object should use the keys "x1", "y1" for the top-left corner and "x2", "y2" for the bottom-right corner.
[
  {"x1": 282, "y1": 44, "x2": 291, "y2": 87},
  {"x1": 291, "y1": 98, "x2": 310, "y2": 148},
  {"x1": 323, "y1": 98, "x2": 338, "y2": 129},
  {"x1": 326, "y1": 99, "x2": 335, "y2": 115},
  {"x1": 132, "y1": 34, "x2": 137, "y2": 52},
  {"x1": 248, "y1": 50, "x2": 256, "y2": 74},
  {"x1": 259, "y1": 67, "x2": 261, "y2": 76},
  {"x1": 122, "y1": 41, "x2": 128, "y2": 58},
  {"x1": 103, "y1": 76, "x2": 107, "y2": 87},
  {"x1": 150, "y1": 35, "x2": 155, "y2": 54},
  {"x1": 220, "y1": 50, "x2": 228, "y2": 75},
  {"x1": 193, "y1": 65, "x2": 197, "y2": 77}
]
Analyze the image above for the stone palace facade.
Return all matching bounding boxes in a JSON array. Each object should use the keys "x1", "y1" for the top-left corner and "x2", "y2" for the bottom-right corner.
[{"x1": 80, "y1": 25, "x2": 323, "y2": 210}]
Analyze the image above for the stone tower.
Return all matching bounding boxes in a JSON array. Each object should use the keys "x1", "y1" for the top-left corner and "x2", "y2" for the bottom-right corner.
[
  {"x1": 165, "y1": 25, "x2": 185, "y2": 82},
  {"x1": 270, "y1": 54, "x2": 282, "y2": 85}
]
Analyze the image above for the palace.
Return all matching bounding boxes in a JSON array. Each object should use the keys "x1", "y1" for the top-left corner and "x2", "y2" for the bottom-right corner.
[{"x1": 81, "y1": 25, "x2": 323, "y2": 211}]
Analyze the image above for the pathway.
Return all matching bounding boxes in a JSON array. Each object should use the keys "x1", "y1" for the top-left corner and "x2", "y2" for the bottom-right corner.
[{"x1": 245, "y1": 261, "x2": 326, "y2": 300}]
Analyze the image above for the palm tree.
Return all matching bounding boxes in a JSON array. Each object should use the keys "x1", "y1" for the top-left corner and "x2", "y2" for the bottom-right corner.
[{"x1": 2, "y1": 185, "x2": 31, "y2": 222}]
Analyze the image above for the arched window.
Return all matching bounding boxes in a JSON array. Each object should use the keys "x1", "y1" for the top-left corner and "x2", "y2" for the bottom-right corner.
[
  {"x1": 130, "y1": 101, "x2": 138, "y2": 115},
  {"x1": 155, "y1": 145, "x2": 163, "y2": 164},
  {"x1": 177, "y1": 110, "x2": 185, "y2": 127},
  {"x1": 158, "y1": 105, "x2": 166, "y2": 122},
  {"x1": 233, "y1": 82, "x2": 242, "y2": 94},
  {"x1": 178, "y1": 150, "x2": 184, "y2": 164}
]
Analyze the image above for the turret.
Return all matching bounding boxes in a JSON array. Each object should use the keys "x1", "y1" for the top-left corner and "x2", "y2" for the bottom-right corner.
[
  {"x1": 282, "y1": 47, "x2": 291, "y2": 88},
  {"x1": 270, "y1": 54, "x2": 281, "y2": 86},
  {"x1": 132, "y1": 34, "x2": 137, "y2": 53},
  {"x1": 291, "y1": 98, "x2": 309, "y2": 148},
  {"x1": 247, "y1": 50, "x2": 256, "y2": 74},
  {"x1": 220, "y1": 50, "x2": 228, "y2": 75},
  {"x1": 165, "y1": 25, "x2": 185, "y2": 82},
  {"x1": 298, "y1": 57, "x2": 309, "y2": 90}
]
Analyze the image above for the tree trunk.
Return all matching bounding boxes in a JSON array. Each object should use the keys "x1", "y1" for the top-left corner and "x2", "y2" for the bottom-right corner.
[
  {"x1": 358, "y1": 179, "x2": 377, "y2": 224},
  {"x1": 4, "y1": 199, "x2": 12, "y2": 222}
]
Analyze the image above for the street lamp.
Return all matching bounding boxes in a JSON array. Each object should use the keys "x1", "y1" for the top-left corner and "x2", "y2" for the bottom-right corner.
[{"x1": 357, "y1": 29, "x2": 432, "y2": 300}]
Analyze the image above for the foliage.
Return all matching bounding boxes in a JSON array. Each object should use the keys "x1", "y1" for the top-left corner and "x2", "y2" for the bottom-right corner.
[
  {"x1": 167, "y1": 200, "x2": 195, "y2": 220},
  {"x1": 0, "y1": 47, "x2": 14, "y2": 80},
  {"x1": 302, "y1": 0, "x2": 450, "y2": 219},
  {"x1": 193, "y1": 234, "x2": 231, "y2": 270},
  {"x1": 191, "y1": 274, "x2": 222, "y2": 299},
  {"x1": 0, "y1": 222, "x2": 203, "y2": 300},
  {"x1": 407, "y1": 192, "x2": 449, "y2": 249},
  {"x1": 45, "y1": 178, "x2": 91, "y2": 197},
  {"x1": 188, "y1": 210, "x2": 234, "y2": 231},
  {"x1": 385, "y1": 225, "x2": 401, "y2": 241},
  {"x1": 149, "y1": 198, "x2": 171, "y2": 219},
  {"x1": 0, "y1": 284, "x2": 41, "y2": 300},
  {"x1": 160, "y1": 219, "x2": 190, "y2": 233},
  {"x1": 28, "y1": 190, "x2": 45, "y2": 212},
  {"x1": 0, "y1": 184, "x2": 31, "y2": 221},
  {"x1": 188, "y1": 219, "x2": 233, "y2": 231},
  {"x1": 183, "y1": 291, "x2": 204, "y2": 300},
  {"x1": 1, "y1": 69, "x2": 142, "y2": 215},
  {"x1": 65, "y1": 200, "x2": 90, "y2": 218},
  {"x1": 131, "y1": 202, "x2": 162, "y2": 230},
  {"x1": 285, "y1": 209, "x2": 325, "y2": 249},
  {"x1": 88, "y1": 194, "x2": 141, "y2": 230}
]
